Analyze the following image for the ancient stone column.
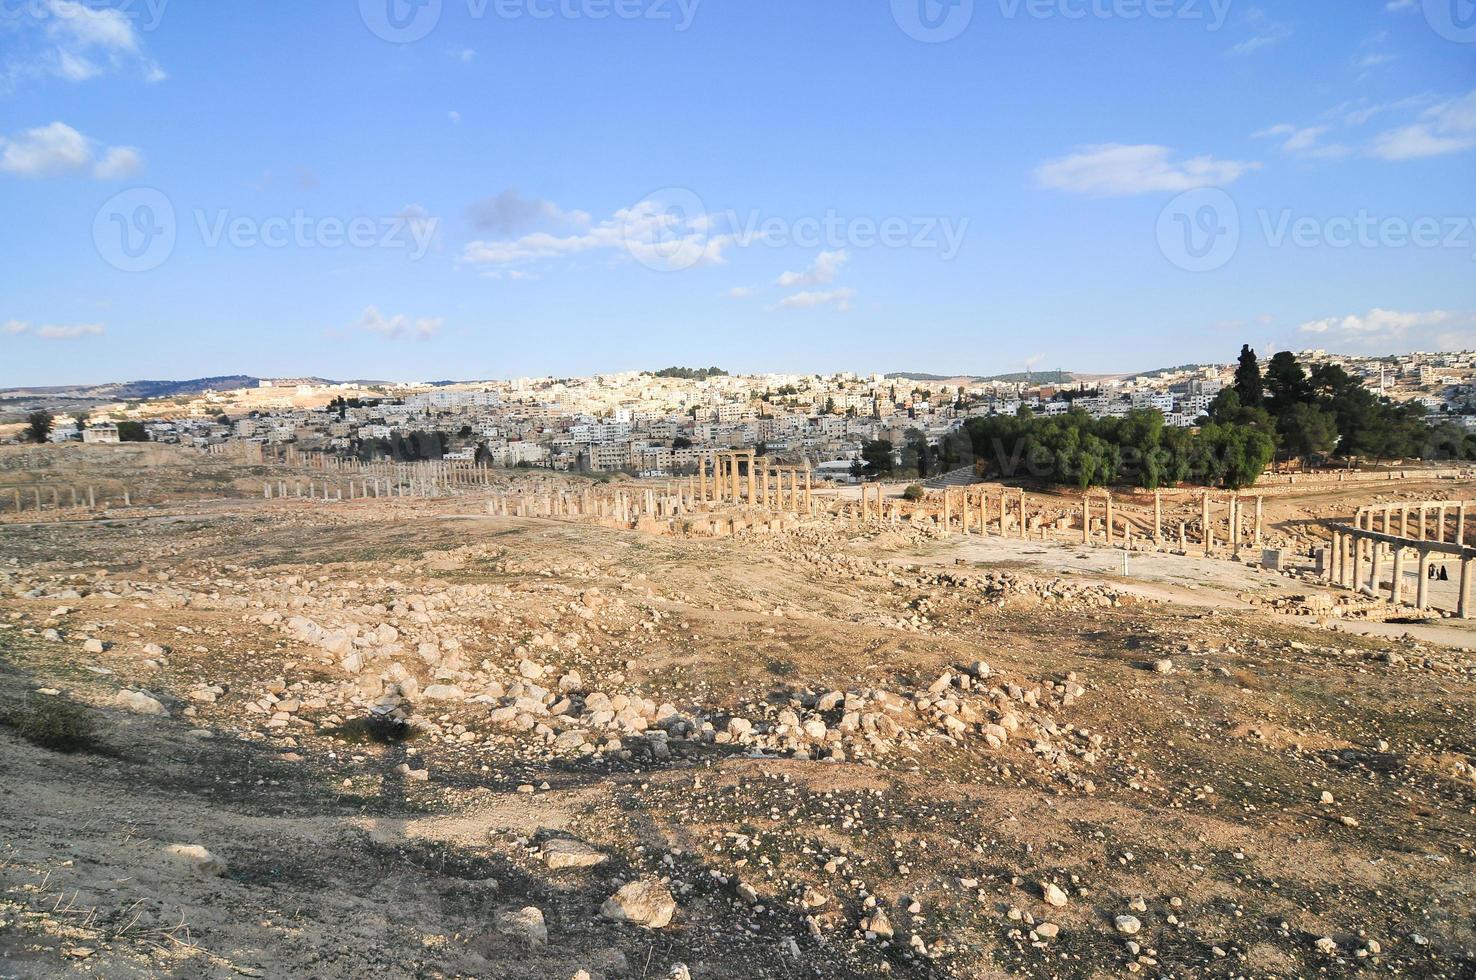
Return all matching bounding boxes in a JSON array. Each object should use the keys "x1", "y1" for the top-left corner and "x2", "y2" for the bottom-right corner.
[
  {"x1": 942, "y1": 490, "x2": 952, "y2": 537},
  {"x1": 731, "y1": 454, "x2": 741, "y2": 503},
  {"x1": 1230, "y1": 496, "x2": 1241, "y2": 553},
  {"x1": 1460, "y1": 501, "x2": 1469, "y2": 548},
  {"x1": 1178, "y1": 522, "x2": 1187, "y2": 553},
  {"x1": 1400, "y1": 506, "x2": 1410, "y2": 537},
  {"x1": 1253, "y1": 496, "x2": 1263, "y2": 547},
  {"x1": 1460, "y1": 557, "x2": 1473, "y2": 619},
  {"x1": 1438, "y1": 504, "x2": 1449, "y2": 543},
  {"x1": 1416, "y1": 549, "x2": 1431, "y2": 610},
  {"x1": 1391, "y1": 545, "x2": 1405, "y2": 605},
  {"x1": 1369, "y1": 540, "x2": 1383, "y2": 595},
  {"x1": 1082, "y1": 496, "x2": 1091, "y2": 544},
  {"x1": 1018, "y1": 490, "x2": 1027, "y2": 540},
  {"x1": 804, "y1": 468, "x2": 813, "y2": 515},
  {"x1": 747, "y1": 452, "x2": 756, "y2": 504},
  {"x1": 1418, "y1": 507, "x2": 1427, "y2": 541},
  {"x1": 1153, "y1": 492, "x2": 1163, "y2": 547},
  {"x1": 1105, "y1": 496, "x2": 1114, "y2": 547},
  {"x1": 1202, "y1": 493, "x2": 1212, "y2": 556}
]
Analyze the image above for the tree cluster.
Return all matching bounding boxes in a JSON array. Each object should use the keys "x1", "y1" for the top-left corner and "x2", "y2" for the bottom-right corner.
[
  {"x1": 963, "y1": 408, "x2": 1274, "y2": 490},
  {"x1": 1225, "y1": 345, "x2": 1459, "y2": 464}
]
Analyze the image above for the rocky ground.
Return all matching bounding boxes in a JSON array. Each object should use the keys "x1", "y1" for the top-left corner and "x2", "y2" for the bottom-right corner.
[{"x1": 1, "y1": 464, "x2": 1474, "y2": 978}]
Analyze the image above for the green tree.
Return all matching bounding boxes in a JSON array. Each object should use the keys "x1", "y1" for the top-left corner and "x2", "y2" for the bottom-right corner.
[
  {"x1": 1264, "y1": 351, "x2": 1311, "y2": 418},
  {"x1": 1233, "y1": 345, "x2": 1263, "y2": 407},
  {"x1": 860, "y1": 439, "x2": 894, "y2": 477},
  {"x1": 25, "y1": 411, "x2": 53, "y2": 444},
  {"x1": 116, "y1": 421, "x2": 148, "y2": 442},
  {"x1": 1278, "y1": 403, "x2": 1338, "y2": 464}
]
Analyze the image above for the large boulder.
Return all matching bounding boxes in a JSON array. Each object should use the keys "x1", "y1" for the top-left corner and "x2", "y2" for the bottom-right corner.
[
  {"x1": 543, "y1": 838, "x2": 608, "y2": 871},
  {"x1": 600, "y1": 879, "x2": 676, "y2": 929}
]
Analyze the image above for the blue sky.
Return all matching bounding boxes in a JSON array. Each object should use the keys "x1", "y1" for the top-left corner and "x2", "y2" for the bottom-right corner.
[{"x1": 1, "y1": 0, "x2": 1474, "y2": 385}]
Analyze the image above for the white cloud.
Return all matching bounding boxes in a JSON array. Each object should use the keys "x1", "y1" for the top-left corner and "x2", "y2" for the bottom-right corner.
[
  {"x1": 4, "y1": 321, "x2": 106, "y2": 339},
  {"x1": 725, "y1": 286, "x2": 755, "y2": 299},
  {"x1": 0, "y1": 121, "x2": 143, "y2": 179},
  {"x1": 1296, "y1": 309, "x2": 1476, "y2": 351},
  {"x1": 448, "y1": 110, "x2": 461, "y2": 124},
  {"x1": 36, "y1": 322, "x2": 104, "y2": 339},
  {"x1": 1229, "y1": 9, "x2": 1293, "y2": 55},
  {"x1": 352, "y1": 306, "x2": 442, "y2": 341},
  {"x1": 3, "y1": 1, "x2": 166, "y2": 89},
  {"x1": 462, "y1": 197, "x2": 734, "y2": 273},
  {"x1": 1368, "y1": 89, "x2": 1476, "y2": 160},
  {"x1": 92, "y1": 144, "x2": 143, "y2": 179},
  {"x1": 1033, "y1": 144, "x2": 1259, "y2": 197},
  {"x1": 776, "y1": 249, "x2": 848, "y2": 288},
  {"x1": 1252, "y1": 124, "x2": 1351, "y2": 160},
  {"x1": 1385, "y1": 0, "x2": 1417, "y2": 11},
  {"x1": 773, "y1": 288, "x2": 856, "y2": 313}
]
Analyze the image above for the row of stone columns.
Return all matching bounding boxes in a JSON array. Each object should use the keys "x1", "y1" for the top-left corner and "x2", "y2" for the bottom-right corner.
[
  {"x1": 1329, "y1": 524, "x2": 1473, "y2": 618},
  {"x1": 691, "y1": 451, "x2": 812, "y2": 514},
  {"x1": 263, "y1": 478, "x2": 450, "y2": 500},
  {"x1": 1354, "y1": 500, "x2": 1470, "y2": 547},
  {"x1": 3, "y1": 486, "x2": 129, "y2": 514}
]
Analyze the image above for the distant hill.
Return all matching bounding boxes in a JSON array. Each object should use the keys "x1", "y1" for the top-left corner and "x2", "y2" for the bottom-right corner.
[{"x1": 0, "y1": 376, "x2": 262, "y2": 401}]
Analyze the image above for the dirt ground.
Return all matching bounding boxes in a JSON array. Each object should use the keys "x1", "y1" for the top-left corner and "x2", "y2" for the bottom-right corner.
[{"x1": 1, "y1": 448, "x2": 1473, "y2": 979}]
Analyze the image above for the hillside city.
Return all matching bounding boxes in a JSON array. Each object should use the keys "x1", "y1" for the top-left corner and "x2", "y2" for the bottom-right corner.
[{"x1": 24, "y1": 348, "x2": 1476, "y2": 479}]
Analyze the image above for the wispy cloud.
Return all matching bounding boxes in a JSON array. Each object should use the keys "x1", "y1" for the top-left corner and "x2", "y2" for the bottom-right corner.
[
  {"x1": 1229, "y1": 8, "x2": 1293, "y2": 55},
  {"x1": 465, "y1": 190, "x2": 589, "y2": 236},
  {"x1": 1034, "y1": 144, "x2": 1259, "y2": 196},
  {"x1": 1297, "y1": 308, "x2": 1476, "y2": 351},
  {"x1": 1252, "y1": 124, "x2": 1351, "y2": 160},
  {"x1": 1368, "y1": 88, "x2": 1476, "y2": 160},
  {"x1": 772, "y1": 288, "x2": 856, "y2": 313},
  {"x1": 0, "y1": 121, "x2": 142, "y2": 179},
  {"x1": 776, "y1": 249, "x2": 848, "y2": 288},
  {"x1": 3, "y1": 320, "x2": 106, "y2": 339},
  {"x1": 461, "y1": 198, "x2": 734, "y2": 273},
  {"x1": 2, "y1": 0, "x2": 165, "y2": 90},
  {"x1": 351, "y1": 306, "x2": 442, "y2": 341}
]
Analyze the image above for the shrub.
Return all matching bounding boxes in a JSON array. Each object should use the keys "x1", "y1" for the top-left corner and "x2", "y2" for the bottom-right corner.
[
  {"x1": 12, "y1": 697, "x2": 98, "y2": 753},
  {"x1": 902, "y1": 484, "x2": 925, "y2": 502}
]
